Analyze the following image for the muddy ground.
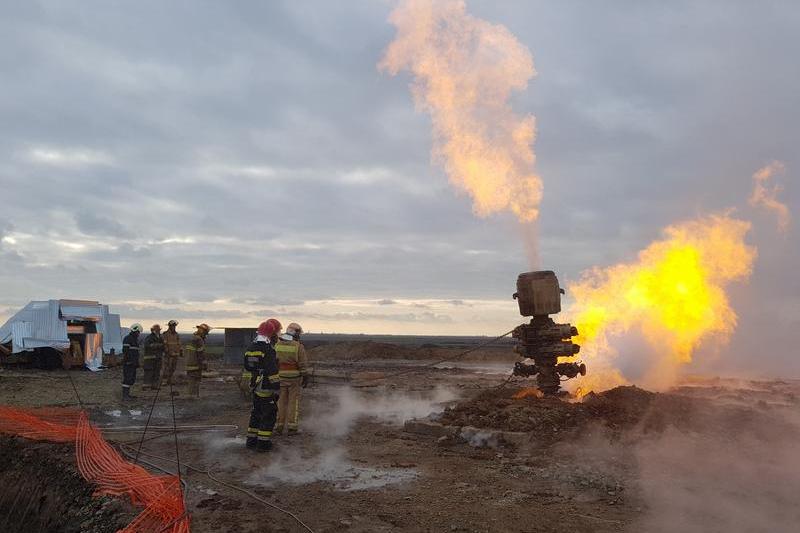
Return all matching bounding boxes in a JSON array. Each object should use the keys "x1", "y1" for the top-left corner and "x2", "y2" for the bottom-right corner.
[{"x1": 1, "y1": 343, "x2": 799, "y2": 532}]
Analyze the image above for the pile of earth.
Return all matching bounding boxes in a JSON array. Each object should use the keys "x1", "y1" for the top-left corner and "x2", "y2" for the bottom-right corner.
[
  {"x1": 310, "y1": 340, "x2": 515, "y2": 362},
  {"x1": 437, "y1": 385, "x2": 797, "y2": 444},
  {"x1": 311, "y1": 341, "x2": 431, "y2": 361},
  {"x1": 0, "y1": 436, "x2": 136, "y2": 533}
]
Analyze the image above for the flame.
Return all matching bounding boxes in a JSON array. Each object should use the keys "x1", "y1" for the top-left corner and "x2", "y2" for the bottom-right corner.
[
  {"x1": 567, "y1": 214, "x2": 757, "y2": 394},
  {"x1": 750, "y1": 161, "x2": 791, "y2": 233},
  {"x1": 512, "y1": 387, "x2": 543, "y2": 400},
  {"x1": 380, "y1": 0, "x2": 542, "y2": 222}
]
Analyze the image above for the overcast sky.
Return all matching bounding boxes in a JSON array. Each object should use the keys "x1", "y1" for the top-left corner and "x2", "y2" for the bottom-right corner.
[{"x1": 0, "y1": 1, "x2": 797, "y2": 374}]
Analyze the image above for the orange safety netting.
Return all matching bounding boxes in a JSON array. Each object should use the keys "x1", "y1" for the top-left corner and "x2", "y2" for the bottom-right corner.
[{"x1": 0, "y1": 405, "x2": 190, "y2": 533}]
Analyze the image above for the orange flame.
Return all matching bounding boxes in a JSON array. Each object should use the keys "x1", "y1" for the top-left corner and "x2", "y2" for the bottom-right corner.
[
  {"x1": 380, "y1": 0, "x2": 542, "y2": 222},
  {"x1": 567, "y1": 214, "x2": 757, "y2": 394},
  {"x1": 513, "y1": 387, "x2": 543, "y2": 400}
]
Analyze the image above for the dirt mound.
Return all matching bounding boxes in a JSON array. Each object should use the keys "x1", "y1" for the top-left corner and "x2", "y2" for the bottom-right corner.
[
  {"x1": 311, "y1": 341, "x2": 435, "y2": 361},
  {"x1": 438, "y1": 385, "x2": 714, "y2": 443},
  {"x1": 0, "y1": 436, "x2": 136, "y2": 532},
  {"x1": 310, "y1": 340, "x2": 515, "y2": 362},
  {"x1": 439, "y1": 383, "x2": 800, "y2": 447}
]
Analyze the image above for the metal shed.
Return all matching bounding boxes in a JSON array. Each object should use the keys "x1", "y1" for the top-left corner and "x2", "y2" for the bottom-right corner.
[
  {"x1": 0, "y1": 299, "x2": 123, "y2": 369},
  {"x1": 223, "y1": 327, "x2": 256, "y2": 364}
]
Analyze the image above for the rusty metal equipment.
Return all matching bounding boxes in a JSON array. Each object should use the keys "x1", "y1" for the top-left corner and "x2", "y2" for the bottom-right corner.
[{"x1": 511, "y1": 271, "x2": 586, "y2": 395}]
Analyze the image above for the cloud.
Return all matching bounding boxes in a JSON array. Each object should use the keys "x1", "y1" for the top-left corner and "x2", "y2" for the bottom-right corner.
[
  {"x1": 376, "y1": 298, "x2": 397, "y2": 305},
  {"x1": 24, "y1": 146, "x2": 114, "y2": 168},
  {"x1": 0, "y1": 1, "x2": 796, "y2": 359},
  {"x1": 75, "y1": 211, "x2": 134, "y2": 239}
]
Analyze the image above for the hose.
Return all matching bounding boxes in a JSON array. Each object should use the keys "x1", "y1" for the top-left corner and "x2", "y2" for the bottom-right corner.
[{"x1": 116, "y1": 443, "x2": 315, "y2": 533}]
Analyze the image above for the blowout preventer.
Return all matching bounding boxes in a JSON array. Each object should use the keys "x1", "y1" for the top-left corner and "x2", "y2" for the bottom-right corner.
[{"x1": 511, "y1": 271, "x2": 586, "y2": 396}]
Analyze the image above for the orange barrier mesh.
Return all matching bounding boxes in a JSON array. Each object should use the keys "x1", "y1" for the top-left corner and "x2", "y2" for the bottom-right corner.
[{"x1": 0, "y1": 406, "x2": 190, "y2": 533}]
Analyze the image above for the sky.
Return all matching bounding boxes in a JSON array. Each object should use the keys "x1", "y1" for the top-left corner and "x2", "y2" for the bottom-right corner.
[{"x1": 0, "y1": 1, "x2": 797, "y2": 374}]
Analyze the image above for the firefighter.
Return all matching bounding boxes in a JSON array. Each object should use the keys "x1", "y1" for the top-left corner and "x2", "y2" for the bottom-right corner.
[
  {"x1": 275, "y1": 322, "x2": 309, "y2": 435},
  {"x1": 142, "y1": 324, "x2": 165, "y2": 389},
  {"x1": 184, "y1": 323, "x2": 210, "y2": 398},
  {"x1": 266, "y1": 318, "x2": 282, "y2": 345},
  {"x1": 121, "y1": 324, "x2": 143, "y2": 401},
  {"x1": 246, "y1": 319, "x2": 281, "y2": 452},
  {"x1": 161, "y1": 320, "x2": 181, "y2": 388},
  {"x1": 241, "y1": 319, "x2": 281, "y2": 397}
]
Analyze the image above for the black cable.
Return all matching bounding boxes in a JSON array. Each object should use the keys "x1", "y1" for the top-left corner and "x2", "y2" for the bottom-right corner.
[
  {"x1": 65, "y1": 369, "x2": 85, "y2": 410},
  {"x1": 168, "y1": 381, "x2": 183, "y2": 491},
  {"x1": 350, "y1": 329, "x2": 516, "y2": 382},
  {"x1": 134, "y1": 370, "x2": 164, "y2": 464}
]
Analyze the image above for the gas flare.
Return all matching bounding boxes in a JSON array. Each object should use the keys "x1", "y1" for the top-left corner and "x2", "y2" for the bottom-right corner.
[
  {"x1": 380, "y1": 0, "x2": 542, "y2": 222},
  {"x1": 750, "y1": 161, "x2": 791, "y2": 233},
  {"x1": 567, "y1": 214, "x2": 757, "y2": 393}
]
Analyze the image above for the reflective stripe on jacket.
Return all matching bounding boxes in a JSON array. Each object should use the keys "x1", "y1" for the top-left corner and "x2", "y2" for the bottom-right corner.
[
  {"x1": 250, "y1": 340, "x2": 280, "y2": 398},
  {"x1": 275, "y1": 340, "x2": 308, "y2": 379},
  {"x1": 184, "y1": 334, "x2": 205, "y2": 371},
  {"x1": 162, "y1": 330, "x2": 181, "y2": 357}
]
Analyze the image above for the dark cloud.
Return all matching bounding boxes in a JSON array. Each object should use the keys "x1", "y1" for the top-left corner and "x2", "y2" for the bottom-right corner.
[
  {"x1": 74, "y1": 210, "x2": 134, "y2": 239},
  {"x1": 376, "y1": 299, "x2": 397, "y2": 305}
]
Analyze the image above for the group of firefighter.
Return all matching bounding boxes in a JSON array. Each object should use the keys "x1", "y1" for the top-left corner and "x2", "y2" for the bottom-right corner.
[{"x1": 120, "y1": 317, "x2": 308, "y2": 453}]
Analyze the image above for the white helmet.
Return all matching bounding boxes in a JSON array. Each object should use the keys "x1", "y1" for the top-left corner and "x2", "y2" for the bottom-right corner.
[{"x1": 130, "y1": 323, "x2": 143, "y2": 333}]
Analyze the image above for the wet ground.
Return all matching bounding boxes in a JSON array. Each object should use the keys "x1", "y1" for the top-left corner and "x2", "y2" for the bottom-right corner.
[{"x1": 1, "y1": 345, "x2": 799, "y2": 532}]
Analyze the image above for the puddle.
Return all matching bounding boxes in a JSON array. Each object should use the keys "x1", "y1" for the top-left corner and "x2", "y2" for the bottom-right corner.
[{"x1": 247, "y1": 448, "x2": 417, "y2": 491}]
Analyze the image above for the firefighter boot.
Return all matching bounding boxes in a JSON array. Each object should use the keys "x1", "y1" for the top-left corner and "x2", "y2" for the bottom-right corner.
[
  {"x1": 122, "y1": 387, "x2": 136, "y2": 401},
  {"x1": 246, "y1": 437, "x2": 257, "y2": 450},
  {"x1": 256, "y1": 440, "x2": 273, "y2": 453}
]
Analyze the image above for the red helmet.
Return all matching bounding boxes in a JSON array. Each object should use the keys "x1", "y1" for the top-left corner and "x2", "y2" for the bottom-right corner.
[{"x1": 257, "y1": 319, "x2": 281, "y2": 337}]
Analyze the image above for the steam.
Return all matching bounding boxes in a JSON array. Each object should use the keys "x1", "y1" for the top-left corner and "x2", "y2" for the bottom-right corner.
[
  {"x1": 247, "y1": 386, "x2": 457, "y2": 489},
  {"x1": 634, "y1": 404, "x2": 800, "y2": 532},
  {"x1": 567, "y1": 214, "x2": 757, "y2": 393},
  {"x1": 380, "y1": 0, "x2": 542, "y2": 223},
  {"x1": 750, "y1": 161, "x2": 791, "y2": 233}
]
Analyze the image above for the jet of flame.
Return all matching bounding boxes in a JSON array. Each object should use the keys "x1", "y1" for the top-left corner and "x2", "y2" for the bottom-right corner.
[
  {"x1": 567, "y1": 214, "x2": 757, "y2": 393},
  {"x1": 380, "y1": 0, "x2": 542, "y2": 222},
  {"x1": 750, "y1": 161, "x2": 791, "y2": 233}
]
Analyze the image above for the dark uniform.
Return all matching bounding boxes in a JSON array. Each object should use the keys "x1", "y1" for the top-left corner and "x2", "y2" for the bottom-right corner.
[
  {"x1": 121, "y1": 332, "x2": 141, "y2": 400},
  {"x1": 242, "y1": 343, "x2": 265, "y2": 395},
  {"x1": 184, "y1": 333, "x2": 206, "y2": 398},
  {"x1": 246, "y1": 339, "x2": 280, "y2": 451},
  {"x1": 142, "y1": 331, "x2": 165, "y2": 388}
]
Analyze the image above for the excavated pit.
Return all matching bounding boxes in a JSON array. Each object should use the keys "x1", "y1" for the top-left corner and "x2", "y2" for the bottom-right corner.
[{"x1": 0, "y1": 436, "x2": 135, "y2": 533}]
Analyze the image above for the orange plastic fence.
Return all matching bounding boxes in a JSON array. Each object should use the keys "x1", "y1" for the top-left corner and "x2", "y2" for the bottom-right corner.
[{"x1": 0, "y1": 406, "x2": 190, "y2": 533}]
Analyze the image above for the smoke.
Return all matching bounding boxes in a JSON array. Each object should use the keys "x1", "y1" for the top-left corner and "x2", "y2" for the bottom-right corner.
[
  {"x1": 247, "y1": 386, "x2": 457, "y2": 489},
  {"x1": 380, "y1": 0, "x2": 542, "y2": 223},
  {"x1": 633, "y1": 398, "x2": 800, "y2": 532},
  {"x1": 566, "y1": 214, "x2": 757, "y2": 394},
  {"x1": 750, "y1": 161, "x2": 791, "y2": 233},
  {"x1": 302, "y1": 385, "x2": 458, "y2": 438}
]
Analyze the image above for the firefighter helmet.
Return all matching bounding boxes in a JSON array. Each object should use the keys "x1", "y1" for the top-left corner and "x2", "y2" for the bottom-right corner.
[
  {"x1": 196, "y1": 323, "x2": 211, "y2": 334},
  {"x1": 286, "y1": 322, "x2": 303, "y2": 337},
  {"x1": 151, "y1": 324, "x2": 161, "y2": 332},
  {"x1": 168, "y1": 320, "x2": 178, "y2": 327},
  {"x1": 130, "y1": 323, "x2": 143, "y2": 333},
  {"x1": 266, "y1": 318, "x2": 282, "y2": 333},
  {"x1": 257, "y1": 320, "x2": 279, "y2": 337}
]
